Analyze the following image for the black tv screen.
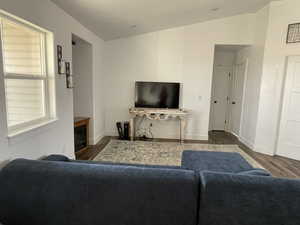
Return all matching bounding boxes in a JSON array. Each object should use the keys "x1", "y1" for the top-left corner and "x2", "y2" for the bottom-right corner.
[{"x1": 135, "y1": 82, "x2": 180, "y2": 109}]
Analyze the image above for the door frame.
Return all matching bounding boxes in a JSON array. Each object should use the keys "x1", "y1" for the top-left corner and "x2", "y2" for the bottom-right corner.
[
  {"x1": 275, "y1": 55, "x2": 300, "y2": 158},
  {"x1": 238, "y1": 59, "x2": 248, "y2": 137}
]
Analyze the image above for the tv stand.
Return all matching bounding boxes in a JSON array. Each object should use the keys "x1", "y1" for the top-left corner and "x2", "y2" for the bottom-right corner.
[{"x1": 129, "y1": 108, "x2": 188, "y2": 143}]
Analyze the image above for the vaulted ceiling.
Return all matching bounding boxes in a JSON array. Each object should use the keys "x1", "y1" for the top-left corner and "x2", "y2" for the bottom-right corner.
[{"x1": 51, "y1": 0, "x2": 274, "y2": 40}]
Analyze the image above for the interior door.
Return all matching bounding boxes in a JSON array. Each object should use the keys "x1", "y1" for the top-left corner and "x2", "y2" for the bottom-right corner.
[
  {"x1": 229, "y1": 62, "x2": 247, "y2": 136},
  {"x1": 277, "y1": 56, "x2": 300, "y2": 160},
  {"x1": 211, "y1": 66, "x2": 231, "y2": 131}
]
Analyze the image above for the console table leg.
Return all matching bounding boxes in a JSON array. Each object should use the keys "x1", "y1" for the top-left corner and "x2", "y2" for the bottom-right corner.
[
  {"x1": 180, "y1": 118, "x2": 186, "y2": 143},
  {"x1": 130, "y1": 118, "x2": 134, "y2": 141}
]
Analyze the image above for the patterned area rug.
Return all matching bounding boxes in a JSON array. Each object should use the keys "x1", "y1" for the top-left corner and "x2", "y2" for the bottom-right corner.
[{"x1": 93, "y1": 140, "x2": 264, "y2": 168}]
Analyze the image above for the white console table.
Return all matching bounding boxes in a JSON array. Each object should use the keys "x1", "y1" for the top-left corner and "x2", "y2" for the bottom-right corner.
[{"x1": 129, "y1": 108, "x2": 188, "y2": 143}]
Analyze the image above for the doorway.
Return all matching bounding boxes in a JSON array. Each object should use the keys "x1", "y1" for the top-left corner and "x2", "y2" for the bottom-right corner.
[
  {"x1": 72, "y1": 34, "x2": 93, "y2": 143},
  {"x1": 209, "y1": 45, "x2": 248, "y2": 139},
  {"x1": 277, "y1": 56, "x2": 300, "y2": 160}
]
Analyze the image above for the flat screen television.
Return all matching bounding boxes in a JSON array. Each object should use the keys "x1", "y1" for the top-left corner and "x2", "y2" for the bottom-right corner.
[{"x1": 135, "y1": 82, "x2": 180, "y2": 109}]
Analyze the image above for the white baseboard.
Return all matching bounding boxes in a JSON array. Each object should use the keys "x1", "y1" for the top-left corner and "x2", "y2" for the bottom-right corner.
[
  {"x1": 237, "y1": 135, "x2": 255, "y2": 149},
  {"x1": 226, "y1": 131, "x2": 254, "y2": 149},
  {"x1": 230, "y1": 131, "x2": 239, "y2": 138},
  {"x1": 90, "y1": 133, "x2": 104, "y2": 145},
  {"x1": 185, "y1": 134, "x2": 209, "y2": 141},
  {"x1": 253, "y1": 145, "x2": 275, "y2": 156},
  {"x1": 238, "y1": 135, "x2": 275, "y2": 156}
]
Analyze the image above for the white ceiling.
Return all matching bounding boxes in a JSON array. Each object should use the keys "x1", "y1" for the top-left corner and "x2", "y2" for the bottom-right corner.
[{"x1": 51, "y1": 0, "x2": 274, "y2": 41}]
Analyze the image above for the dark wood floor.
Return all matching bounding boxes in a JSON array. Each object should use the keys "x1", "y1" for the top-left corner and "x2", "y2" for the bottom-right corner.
[{"x1": 77, "y1": 132, "x2": 300, "y2": 179}]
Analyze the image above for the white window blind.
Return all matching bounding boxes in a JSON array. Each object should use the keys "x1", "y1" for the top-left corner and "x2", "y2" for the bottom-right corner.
[{"x1": 0, "y1": 17, "x2": 49, "y2": 129}]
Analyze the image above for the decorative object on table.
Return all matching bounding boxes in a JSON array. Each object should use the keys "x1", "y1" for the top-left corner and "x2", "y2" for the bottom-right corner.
[
  {"x1": 57, "y1": 45, "x2": 65, "y2": 74},
  {"x1": 116, "y1": 122, "x2": 130, "y2": 140},
  {"x1": 287, "y1": 23, "x2": 300, "y2": 44},
  {"x1": 116, "y1": 122, "x2": 124, "y2": 140},
  {"x1": 65, "y1": 62, "x2": 73, "y2": 89},
  {"x1": 123, "y1": 121, "x2": 130, "y2": 140}
]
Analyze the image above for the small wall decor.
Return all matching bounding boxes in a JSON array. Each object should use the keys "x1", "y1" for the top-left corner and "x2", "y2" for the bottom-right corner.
[
  {"x1": 57, "y1": 45, "x2": 65, "y2": 74},
  {"x1": 65, "y1": 62, "x2": 74, "y2": 89},
  {"x1": 287, "y1": 23, "x2": 300, "y2": 44}
]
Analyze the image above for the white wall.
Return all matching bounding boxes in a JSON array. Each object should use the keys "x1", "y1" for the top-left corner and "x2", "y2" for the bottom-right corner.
[
  {"x1": 72, "y1": 37, "x2": 94, "y2": 142},
  {"x1": 104, "y1": 14, "x2": 254, "y2": 140},
  {"x1": 102, "y1": 0, "x2": 300, "y2": 156},
  {"x1": 254, "y1": 0, "x2": 300, "y2": 155},
  {"x1": 235, "y1": 5, "x2": 270, "y2": 149},
  {"x1": 0, "y1": 0, "x2": 105, "y2": 167}
]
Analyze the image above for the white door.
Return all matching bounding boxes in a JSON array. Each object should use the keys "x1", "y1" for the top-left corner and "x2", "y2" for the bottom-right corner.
[
  {"x1": 277, "y1": 56, "x2": 300, "y2": 160},
  {"x1": 211, "y1": 66, "x2": 231, "y2": 130},
  {"x1": 229, "y1": 61, "x2": 247, "y2": 136}
]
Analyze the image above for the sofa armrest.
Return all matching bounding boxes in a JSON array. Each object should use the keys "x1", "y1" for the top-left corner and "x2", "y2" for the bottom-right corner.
[{"x1": 199, "y1": 171, "x2": 300, "y2": 225}]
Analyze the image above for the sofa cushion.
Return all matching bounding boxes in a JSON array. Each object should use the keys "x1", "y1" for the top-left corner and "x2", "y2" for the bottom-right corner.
[
  {"x1": 0, "y1": 159, "x2": 199, "y2": 225},
  {"x1": 182, "y1": 151, "x2": 253, "y2": 173},
  {"x1": 199, "y1": 171, "x2": 300, "y2": 225}
]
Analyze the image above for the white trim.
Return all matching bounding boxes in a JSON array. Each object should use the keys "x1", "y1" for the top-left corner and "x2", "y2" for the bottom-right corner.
[
  {"x1": 0, "y1": 14, "x2": 55, "y2": 135},
  {"x1": 225, "y1": 65, "x2": 234, "y2": 133},
  {"x1": 228, "y1": 131, "x2": 254, "y2": 149},
  {"x1": 233, "y1": 132, "x2": 275, "y2": 156},
  {"x1": 230, "y1": 131, "x2": 239, "y2": 138},
  {"x1": 0, "y1": 10, "x2": 49, "y2": 34},
  {"x1": 254, "y1": 144, "x2": 275, "y2": 156},
  {"x1": 4, "y1": 74, "x2": 46, "y2": 80},
  {"x1": 90, "y1": 133, "x2": 105, "y2": 145},
  {"x1": 275, "y1": 55, "x2": 300, "y2": 158},
  {"x1": 185, "y1": 134, "x2": 209, "y2": 141},
  {"x1": 238, "y1": 58, "x2": 249, "y2": 137},
  {"x1": 238, "y1": 135, "x2": 255, "y2": 149},
  {"x1": 275, "y1": 56, "x2": 295, "y2": 156},
  {"x1": 8, "y1": 118, "x2": 58, "y2": 138}
]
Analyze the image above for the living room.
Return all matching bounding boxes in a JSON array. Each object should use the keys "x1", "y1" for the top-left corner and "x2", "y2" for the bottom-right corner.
[{"x1": 0, "y1": 0, "x2": 300, "y2": 224}]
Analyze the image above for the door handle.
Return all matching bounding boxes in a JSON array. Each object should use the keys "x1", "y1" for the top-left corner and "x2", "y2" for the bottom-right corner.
[
  {"x1": 214, "y1": 101, "x2": 217, "y2": 104},
  {"x1": 232, "y1": 101, "x2": 236, "y2": 105}
]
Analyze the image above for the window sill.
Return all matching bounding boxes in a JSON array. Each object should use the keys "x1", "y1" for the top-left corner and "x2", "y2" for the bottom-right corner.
[{"x1": 7, "y1": 118, "x2": 58, "y2": 139}]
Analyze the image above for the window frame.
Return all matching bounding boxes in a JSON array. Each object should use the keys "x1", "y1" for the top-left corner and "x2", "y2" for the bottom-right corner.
[{"x1": 0, "y1": 14, "x2": 55, "y2": 135}]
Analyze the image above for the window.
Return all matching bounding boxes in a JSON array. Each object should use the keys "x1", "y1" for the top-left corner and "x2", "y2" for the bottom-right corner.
[{"x1": 0, "y1": 15, "x2": 56, "y2": 135}]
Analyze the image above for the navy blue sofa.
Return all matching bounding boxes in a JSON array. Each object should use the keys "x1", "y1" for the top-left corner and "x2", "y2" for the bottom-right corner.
[{"x1": 0, "y1": 151, "x2": 299, "y2": 225}]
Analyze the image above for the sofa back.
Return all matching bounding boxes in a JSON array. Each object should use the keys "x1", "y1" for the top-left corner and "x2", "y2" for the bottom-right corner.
[
  {"x1": 199, "y1": 171, "x2": 300, "y2": 225},
  {"x1": 0, "y1": 159, "x2": 199, "y2": 225}
]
